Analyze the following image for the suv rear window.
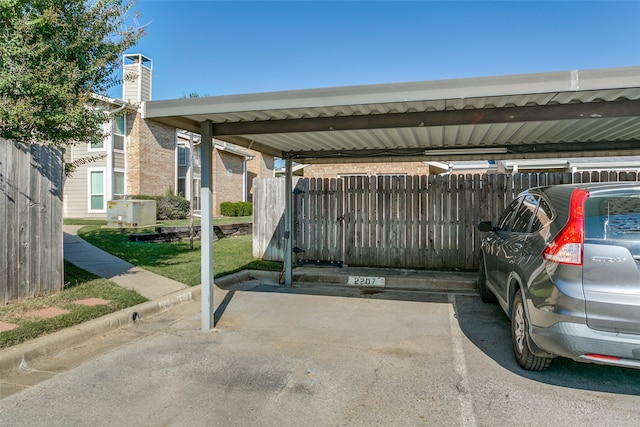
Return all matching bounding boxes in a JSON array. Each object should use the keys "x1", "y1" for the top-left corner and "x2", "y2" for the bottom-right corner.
[{"x1": 585, "y1": 195, "x2": 640, "y2": 240}]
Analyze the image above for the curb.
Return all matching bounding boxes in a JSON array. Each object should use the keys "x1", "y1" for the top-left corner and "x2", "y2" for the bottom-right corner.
[
  {"x1": 221, "y1": 268, "x2": 478, "y2": 294},
  {"x1": 290, "y1": 269, "x2": 478, "y2": 294},
  {"x1": 0, "y1": 287, "x2": 200, "y2": 375},
  {"x1": 0, "y1": 270, "x2": 280, "y2": 374},
  {"x1": 0, "y1": 268, "x2": 478, "y2": 374}
]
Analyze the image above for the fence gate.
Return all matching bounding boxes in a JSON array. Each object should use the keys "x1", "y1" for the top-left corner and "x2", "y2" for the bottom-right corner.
[{"x1": 253, "y1": 171, "x2": 640, "y2": 271}]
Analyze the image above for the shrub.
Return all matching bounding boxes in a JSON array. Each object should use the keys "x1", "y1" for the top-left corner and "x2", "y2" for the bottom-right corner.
[
  {"x1": 157, "y1": 194, "x2": 190, "y2": 220},
  {"x1": 128, "y1": 193, "x2": 190, "y2": 220},
  {"x1": 240, "y1": 201, "x2": 253, "y2": 216},
  {"x1": 220, "y1": 201, "x2": 252, "y2": 217},
  {"x1": 220, "y1": 202, "x2": 235, "y2": 217}
]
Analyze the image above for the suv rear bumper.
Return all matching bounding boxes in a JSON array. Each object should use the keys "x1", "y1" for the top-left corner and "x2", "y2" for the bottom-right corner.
[{"x1": 531, "y1": 322, "x2": 640, "y2": 369}]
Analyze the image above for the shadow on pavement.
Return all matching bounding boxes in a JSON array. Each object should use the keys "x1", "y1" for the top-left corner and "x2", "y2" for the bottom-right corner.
[
  {"x1": 219, "y1": 282, "x2": 640, "y2": 396},
  {"x1": 454, "y1": 295, "x2": 640, "y2": 396}
]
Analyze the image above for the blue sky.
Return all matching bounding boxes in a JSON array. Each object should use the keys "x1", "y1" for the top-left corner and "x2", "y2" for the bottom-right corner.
[{"x1": 117, "y1": 1, "x2": 640, "y2": 101}]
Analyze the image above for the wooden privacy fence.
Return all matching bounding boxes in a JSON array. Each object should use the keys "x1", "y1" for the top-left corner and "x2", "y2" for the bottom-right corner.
[
  {"x1": 254, "y1": 171, "x2": 640, "y2": 271},
  {"x1": 1, "y1": 139, "x2": 64, "y2": 303}
]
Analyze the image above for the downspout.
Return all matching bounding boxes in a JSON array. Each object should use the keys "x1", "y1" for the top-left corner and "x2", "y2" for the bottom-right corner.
[
  {"x1": 243, "y1": 158, "x2": 248, "y2": 202},
  {"x1": 174, "y1": 131, "x2": 178, "y2": 195},
  {"x1": 189, "y1": 133, "x2": 195, "y2": 251},
  {"x1": 107, "y1": 104, "x2": 126, "y2": 116},
  {"x1": 444, "y1": 162, "x2": 454, "y2": 175}
]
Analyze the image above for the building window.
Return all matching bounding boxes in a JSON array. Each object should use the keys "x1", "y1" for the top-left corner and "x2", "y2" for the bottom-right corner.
[
  {"x1": 178, "y1": 144, "x2": 188, "y2": 166},
  {"x1": 89, "y1": 169, "x2": 106, "y2": 212},
  {"x1": 193, "y1": 178, "x2": 201, "y2": 211},
  {"x1": 177, "y1": 176, "x2": 186, "y2": 198},
  {"x1": 113, "y1": 115, "x2": 125, "y2": 151},
  {"x1": 114, "y1": 171, "x2": 125, "y2": 199},
  {"x1": 89, "y1": 140, "x2": 104, "y2": 150},
  {"x1": 89, "y1": 122, "x2": 107, "y2": 151},
  {"x1": 192, "y1": 144, "x2": 201, "y2": 167}
]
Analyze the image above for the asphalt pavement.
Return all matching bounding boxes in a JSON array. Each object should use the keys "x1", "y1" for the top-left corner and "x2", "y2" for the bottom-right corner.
[
  {"x1": 3, "y1": 228, "x2": 640, "y2": 425},
  {"x1": 3, "y1": 287, "x2": 640, "y2": 426}
]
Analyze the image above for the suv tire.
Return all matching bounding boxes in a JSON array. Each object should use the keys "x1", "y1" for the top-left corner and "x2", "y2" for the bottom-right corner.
[{"x1": 511, "y1": 291, "x2": 553, "y2": 371}]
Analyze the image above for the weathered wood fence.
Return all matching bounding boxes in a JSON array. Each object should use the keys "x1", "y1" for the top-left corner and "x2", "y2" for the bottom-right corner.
[
  {"x1": 254, "y1": 171, "x2": 640, "y2": 271},
  {"x1": 1, "y1": 139, "x2": 64, "y2": 303}
]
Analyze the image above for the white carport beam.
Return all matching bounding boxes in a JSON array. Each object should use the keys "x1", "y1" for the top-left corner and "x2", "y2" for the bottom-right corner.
[
  {"x1": 209, "y1": 100, "x2": 640, "y2": 136},
  {"x1": 200, "y1": 120, "x2": 214, "y2": 330}
]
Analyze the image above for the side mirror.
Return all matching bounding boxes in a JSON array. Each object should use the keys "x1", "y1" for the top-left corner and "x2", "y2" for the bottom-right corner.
[{"x1": 477, "y1": 221, "x2": 494, "y2": 232}]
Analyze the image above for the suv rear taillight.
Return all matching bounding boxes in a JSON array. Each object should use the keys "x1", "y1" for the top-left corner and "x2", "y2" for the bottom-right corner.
[{"x1": 542, "y1": 189, "x2": 590, "y2": 265}]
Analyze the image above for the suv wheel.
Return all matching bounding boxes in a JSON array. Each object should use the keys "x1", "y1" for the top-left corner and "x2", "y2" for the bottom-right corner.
[
  {"x1": 478, "y1": 255, "x2": 497, "y2": 303},
  {"x1": 511, "y1": 291, "x2": 553, "y2": 371}
]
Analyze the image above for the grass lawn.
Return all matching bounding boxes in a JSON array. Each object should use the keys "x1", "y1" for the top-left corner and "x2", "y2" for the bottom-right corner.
[
  {"x1": 64, "y1": 216, "x2": 252, "y2": 227},
  {"x1": 0, "y1": 262, "x2": 148, "y2": 348},
  {"x1": 0, "y1": 217, "x2": 275, "y2": 348},
  {"x1": 76, "y1": 221, "x2": 282, "y2": 286}
]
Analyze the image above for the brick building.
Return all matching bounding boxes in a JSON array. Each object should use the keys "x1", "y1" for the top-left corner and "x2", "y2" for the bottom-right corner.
[
  {"x1": 300, "y1": 161, "x2": 431, "y2": 178},
  {"x1": 63, "y1": 54, "x2": 273, "y2": 219},
  {"x1": 285, "y1": 157, "x2": 640, "y2": 180}
]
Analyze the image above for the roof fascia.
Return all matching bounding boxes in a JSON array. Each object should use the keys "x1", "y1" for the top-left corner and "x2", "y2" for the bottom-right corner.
[
  {"x1": 143, "y1": 66, "x2": 640, "y2": 119},
  {"x1": 213, "y1": 142, "x2": 254, "y2": 159}
]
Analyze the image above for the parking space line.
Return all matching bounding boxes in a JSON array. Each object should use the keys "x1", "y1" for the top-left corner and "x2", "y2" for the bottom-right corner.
[{"x1": 448, "y1": 295, "x2": 477, "y2": 427}]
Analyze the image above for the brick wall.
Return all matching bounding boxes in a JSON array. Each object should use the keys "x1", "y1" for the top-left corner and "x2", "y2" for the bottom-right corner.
[
  {"x1": 127, "y1": 113, "x2": 176, "y2": 196},
  {"x1": 302, "y1": 161, "x2": 431, "y2": 178},
  {"x1": 246, "y1": 151, "x2": 274, "y2": 202},
  {"x1": 212, "y1": 150, "x2": 245, "y2": 215}
]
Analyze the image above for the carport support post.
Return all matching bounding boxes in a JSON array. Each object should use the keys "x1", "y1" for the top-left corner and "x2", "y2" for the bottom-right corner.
[
  {"x1": 284, "y1": 157, "x2": 293, "y2": 286},
  {"x1": 200, "y1": 120, "x2": 214, "y2": 330}
]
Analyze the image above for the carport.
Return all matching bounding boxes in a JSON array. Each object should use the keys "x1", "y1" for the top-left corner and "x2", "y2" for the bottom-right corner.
[{"x1": 142, "y1": 66, "x2": 640, "y2": 330}]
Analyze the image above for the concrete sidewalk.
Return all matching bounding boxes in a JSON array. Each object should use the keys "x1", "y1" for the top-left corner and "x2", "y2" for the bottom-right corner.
[{"x1": 63, "y1": 225, "x2": 189, "y2": 300}]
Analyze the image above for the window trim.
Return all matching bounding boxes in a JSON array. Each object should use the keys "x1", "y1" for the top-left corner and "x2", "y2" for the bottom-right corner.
[
  {"x1": 113, "y1": 169, "x2": 126, "y2": 199},
  {"x1": 177, "y1": 176, "x2": 186, "y2": 198},
  {"x1": 113, "y1": 115, "x2": 126, "y2": 153},
  {"x1": 177, "y1": 143, "x2": 188, "y2": 166},
  {"x1": 88, "y1": 122, "x2": 108, "y2": 152},
  {"x1": 88, "y1": 138, "x2": 106, "y2": 152},
  {"x1": 87, "y1": 167, "x2": 107, "y2": 213}
]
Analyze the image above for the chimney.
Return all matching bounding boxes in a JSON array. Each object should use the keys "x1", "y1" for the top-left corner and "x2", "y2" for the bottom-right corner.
[{"x1": 122, "y1": 53, "x2": 152, "y2": 104}]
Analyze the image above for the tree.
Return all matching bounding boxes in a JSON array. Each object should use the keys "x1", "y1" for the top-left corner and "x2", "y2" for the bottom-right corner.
[
  {"x1": 0, "y1": 0, "x2": 143, "y2": 147},
  {"x1": 182, "y1": 91, "x2": 211, "y2": 99}
]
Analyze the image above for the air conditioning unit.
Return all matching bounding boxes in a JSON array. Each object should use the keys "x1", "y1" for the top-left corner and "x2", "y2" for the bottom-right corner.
[{"x1": 107, "y1": 200, "x2": 156, "y2": 228}]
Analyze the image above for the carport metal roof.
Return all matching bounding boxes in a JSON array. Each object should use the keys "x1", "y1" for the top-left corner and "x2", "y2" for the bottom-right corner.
[
  {"x1": 142, "y1": 66, "x2": 640, "y2": 331},
  {"x1": 143, "y1": 66, "x2": 640, "y2": 163}
]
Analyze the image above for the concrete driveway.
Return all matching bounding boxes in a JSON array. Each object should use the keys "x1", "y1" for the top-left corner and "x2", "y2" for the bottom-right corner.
[{"x1": 2, "y1": 283, "x2": 640, "y2": 426}]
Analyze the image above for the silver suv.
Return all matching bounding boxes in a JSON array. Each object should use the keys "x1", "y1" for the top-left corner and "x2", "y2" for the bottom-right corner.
[{"x1": 478, "y1": 182, "x2": 640, "y2": 371}]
